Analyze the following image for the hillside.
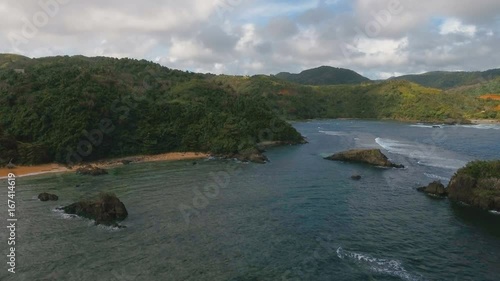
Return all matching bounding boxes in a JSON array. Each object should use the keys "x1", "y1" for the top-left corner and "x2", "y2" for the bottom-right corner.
[
  {"x1": 211, "y1": 75, "x2": 493, "y2": 121},
  {"x1": 275, "y1": 66, "x2": 371, "y2": 85},
  {"x1": 0, "y1": 55, "x2": 303, "y2": 166},
  {"x1": 390, "y1": 69, "x2": 500, "y2": 89}
]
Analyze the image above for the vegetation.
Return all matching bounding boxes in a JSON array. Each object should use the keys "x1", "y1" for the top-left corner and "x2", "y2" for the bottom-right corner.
[
  {"x1": 275, "y1": 66, "x2": 371, "y2": 85},
  {"x1": 456, "y1": 161, "x2": 500, "y2": 179},
  {"x1": 390, "y1": 69, "x2": 500, "y2": 89},
  {"x1": 2, "y1": 54, "x2": 499, "y2": 166},
  {"x1": 0, "y1": 55, "x2": 303, "y2": 166},
  {"x1": 210, "y1": 75, "x2": 491, "y2": 122}
]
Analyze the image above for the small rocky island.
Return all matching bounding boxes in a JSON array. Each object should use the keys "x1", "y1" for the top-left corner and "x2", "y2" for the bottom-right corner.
[
  {"x1": 38, "y1": 192, "x2": 59, "y2": 201},
  {"x1": 76, "y1": 165, "x2": 108, "y2": 176},
  {"x1": 325, "y1": 149, "x2": 404, "y2": 168},
  {"x1": 418, "y1": 160, "x2": 500, "y2": 212},
  {"x1": 58, "y1": 193, "x2": 128, "y2": 227}
]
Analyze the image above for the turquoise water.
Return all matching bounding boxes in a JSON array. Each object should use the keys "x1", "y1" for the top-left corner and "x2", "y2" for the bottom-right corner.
[{"x1": 1, "y1": 120, "x2": 500, "y2": 280}]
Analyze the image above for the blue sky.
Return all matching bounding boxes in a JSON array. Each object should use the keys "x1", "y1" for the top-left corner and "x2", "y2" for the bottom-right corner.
[{"x1": 1, "y1": 0, "x2": 499, "y2": 79}]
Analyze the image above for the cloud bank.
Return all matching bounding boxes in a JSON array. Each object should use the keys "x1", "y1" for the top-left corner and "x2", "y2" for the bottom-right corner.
[{"x1": 1, "y1": 0, "x2": 499, "y2": 79}]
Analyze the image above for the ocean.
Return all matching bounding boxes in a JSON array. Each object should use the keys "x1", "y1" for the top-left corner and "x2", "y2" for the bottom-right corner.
[{"x1": 1, "y1": 120, "x2": 499, "y2": 280}]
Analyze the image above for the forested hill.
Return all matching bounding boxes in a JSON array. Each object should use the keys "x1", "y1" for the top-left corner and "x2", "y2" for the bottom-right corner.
[
  {"x1": 0, "y1": 55, "x2": 303, "y2": 165},
  {"x1": 275, "y1": 66, "x2": 371, "y2": 85},
  {"x1": 1, "y1": 54, "x2": 500, "y2": 166},
  {"x1": 389, "y1": 69, "x2": 500, "y2": 89}
]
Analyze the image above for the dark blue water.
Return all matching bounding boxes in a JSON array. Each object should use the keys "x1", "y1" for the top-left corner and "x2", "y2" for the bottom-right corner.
[{"x1": 1, "y1": 120, "x2": 500, "y2": 280}]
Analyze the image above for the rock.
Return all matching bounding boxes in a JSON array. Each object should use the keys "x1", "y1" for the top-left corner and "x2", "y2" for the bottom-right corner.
[
  {"x1": 447, "y1": 161, "x2": 500, "y2": 212},
  {"x1": 58, "y1": 193, "x2": 128, "y2": 226},
  {"x1": 233, "y1": 148, "x2": 269, "y2": 164},
  {"x1": 38, "y1": 193, "x2": 59, "y2": 201},
  {"x1": 351, "y1": 175, "x2": 362, "y2": 180},
  {"x1": 121, "y1": 160, "x2": 132, "y2": 165},
  {"x1": 417, "y1": 181, "x2": 447, "y2": 197},
  {"x1": 76, "y1": 165, "x2": 108, "y2": 176},
  {"x1": 325, "y1": 149, "x2": 404, "y2": 168}
]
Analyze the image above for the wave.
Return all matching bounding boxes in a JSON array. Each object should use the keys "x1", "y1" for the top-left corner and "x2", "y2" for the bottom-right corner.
[
  {"x1": 424, "y1": 173, "x2": 449, "y2": 181},
  {"x1": 457, "y1": 124, "x2": 500, "y2": 130},
  {"x1": 375, "y1": 138, "x2": 467, "y2": 170},
  {"x1": 319, "y1": 130, "x2": 348, "y2": 136},
  {"x1": 489, "y1": 210, "x2": 500, "y2": 215},
  {"x1": 336, "y1": 247, "x2": 426, "y2": 281},
  {"x1": 410, "y1": 124, "x2": 442, "y2": 129},
  {"x1": 53, "y1": 207, "x2": 81, "y2": 220}
]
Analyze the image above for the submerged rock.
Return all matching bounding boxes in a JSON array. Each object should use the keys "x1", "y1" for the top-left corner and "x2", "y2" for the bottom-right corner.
[
  {"x1": 59, "y1": 193, "x2": 128, "y2": 226},
  {"x1": 325, "y1": 149, "x2": 404, "y2": 168},
  {"x1": 38, "y1": 193, "x2": 59, "y2": 201},
  {"x1": 351, "y1": 175, "x2": 362, "y2": 180},
  {"x1": 76, "y1": 165, "x2": 108, "y2": 176},
  {"x1": 417, "y1": 181, "x2": 447, "y2": 197}
]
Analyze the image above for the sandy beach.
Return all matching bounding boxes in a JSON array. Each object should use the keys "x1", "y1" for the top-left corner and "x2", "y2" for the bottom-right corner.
[{"x1": 0, "y1": 152, "x2": 210, "y2": 179}]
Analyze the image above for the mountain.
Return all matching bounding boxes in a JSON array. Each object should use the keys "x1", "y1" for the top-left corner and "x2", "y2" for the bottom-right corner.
[
  {"x1": 0, "y1": 55, "x2": 303, "y2": 165},
  {"x1": 275, "y1": 66, "x2": 371, "y2": 85},
  {"x1": 390, "y1": 69, "x2": 500, "y2": 89}
]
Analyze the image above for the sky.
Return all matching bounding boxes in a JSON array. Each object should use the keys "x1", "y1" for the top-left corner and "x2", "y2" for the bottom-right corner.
[{"x1": 1, "y1": 0, "x2": 499, "y2": 79}]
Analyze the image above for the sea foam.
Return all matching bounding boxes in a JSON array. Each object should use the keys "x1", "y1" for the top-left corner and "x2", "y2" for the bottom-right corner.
[{"x1": 336, "y1": 247, "x2": 427, "y2": 281}]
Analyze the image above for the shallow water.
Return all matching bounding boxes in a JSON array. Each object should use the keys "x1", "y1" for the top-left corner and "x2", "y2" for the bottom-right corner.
[{"x1": 1, "y1": 120, "x2": 499, "y2": 280}]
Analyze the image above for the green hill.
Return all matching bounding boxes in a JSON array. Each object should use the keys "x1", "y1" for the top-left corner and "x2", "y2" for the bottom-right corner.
[
  {"x1": 0, "y1": 55, "x2": 303, "y2": 165},
  {"x1": 390, "y1": 69, "x2": 500, "y2": 89},
  {"x1": 2, "y1": 54, "x2": 499, "y2": 165},
  {"x1": 210, "y1": 74, "x2": 492, "y2": 122},
  {"x1": 275, "y1": 66, "x2": 371, "y2": 85}
]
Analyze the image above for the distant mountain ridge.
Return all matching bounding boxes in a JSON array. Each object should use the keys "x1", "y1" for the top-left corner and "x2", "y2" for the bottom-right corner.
[
  {"x1": 275, "y1": 66, "x2": 371, "y2": 85},
  {"x1": 390, "y1": 69, "x2": 500, "y2": 89}
]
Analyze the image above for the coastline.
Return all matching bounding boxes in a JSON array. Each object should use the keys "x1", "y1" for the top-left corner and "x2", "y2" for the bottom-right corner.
[
  {"x1": 469, "y1": 119, "x2": 500, "y2": 125},
  {"x1": 0, "y1": 152, "x2": 210, "y2": 179}
]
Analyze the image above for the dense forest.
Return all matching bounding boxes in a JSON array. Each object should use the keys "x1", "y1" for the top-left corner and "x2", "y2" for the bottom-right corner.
[
  {"x1": 275, "y1": 66, "x2": 371, "y2": 85},
  {"x1": 1, "y1": 54, "x2": 500, "y2": 166},
  {"x1": 389, "y1": 69, "x2": 500, "y2": 89},
  {"x1": 0, "y1": 55, "x2": 303, "y2": 166},
  {"x1": 210, "y1": 74, "x2": 500, "y2": 121}
]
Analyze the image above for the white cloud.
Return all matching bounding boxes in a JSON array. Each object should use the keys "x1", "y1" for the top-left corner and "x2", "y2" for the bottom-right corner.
[
  {"x1": 0, "y1": 0, "x2": 499, "y2": 79},
  {"x1": 439, "y1": 18, "x2": 477, "y2": 37}
]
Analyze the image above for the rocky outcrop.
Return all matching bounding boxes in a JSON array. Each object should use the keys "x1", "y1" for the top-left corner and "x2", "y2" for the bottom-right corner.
[
  {"x1": 325, "y1": 149, "x2": 404, "y2": 168},
  {"x1": 417, "y1": 181, "x2": 447, "y2": 197},
  {"x1": 418, "y1": 161, "x2": 500, "y2": 212},
  {"x1": 38, "y1": 193, "x2": 59, "y2": 201},
  {"x1": 59, "y1": 193, "x2": 128, "y2": 226},
  {"x1": 222, "y1": 148, "x2": 269, "y2": 164},
  {"x1": 76, "y1": 165, "x2": 108, "y2": 176},
  {"x1": 447, "y1": 172, "x2": 500, "y2": 212}
]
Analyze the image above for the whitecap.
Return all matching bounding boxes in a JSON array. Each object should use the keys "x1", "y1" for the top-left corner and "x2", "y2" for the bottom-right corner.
[
  {"x1": 319, "y1": 130, "x2": 348, "y2": 136},
  {"x1": 410, "y1": 124, "x2": 436, "y2": 128},
  {"x1": 336, "y1": 247, "x2": 426, "y2": 281},
  {"x1": 424, "y1": 173, "x2": 449, "y2": 181},
  {"x1": 457, "y1": 124, "x2": 500, "y2": 130},
  {"x1": 375, "y1": 138, "x2": 467, "y2": 170},
  {"x1": 489, "y1": 210, "x2": 500, "y2": 215},
  {"x1": 52, "y1": 207, "x2": 80, "y2": 220}
]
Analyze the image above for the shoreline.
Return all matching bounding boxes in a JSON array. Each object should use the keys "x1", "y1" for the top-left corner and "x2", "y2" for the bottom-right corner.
[
  {"x1": 0, "y1": 152, "x2": 210, "y2": 179},
  {"x1": 469, "y1": 119, "x2": 500, "y2": 125}
]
